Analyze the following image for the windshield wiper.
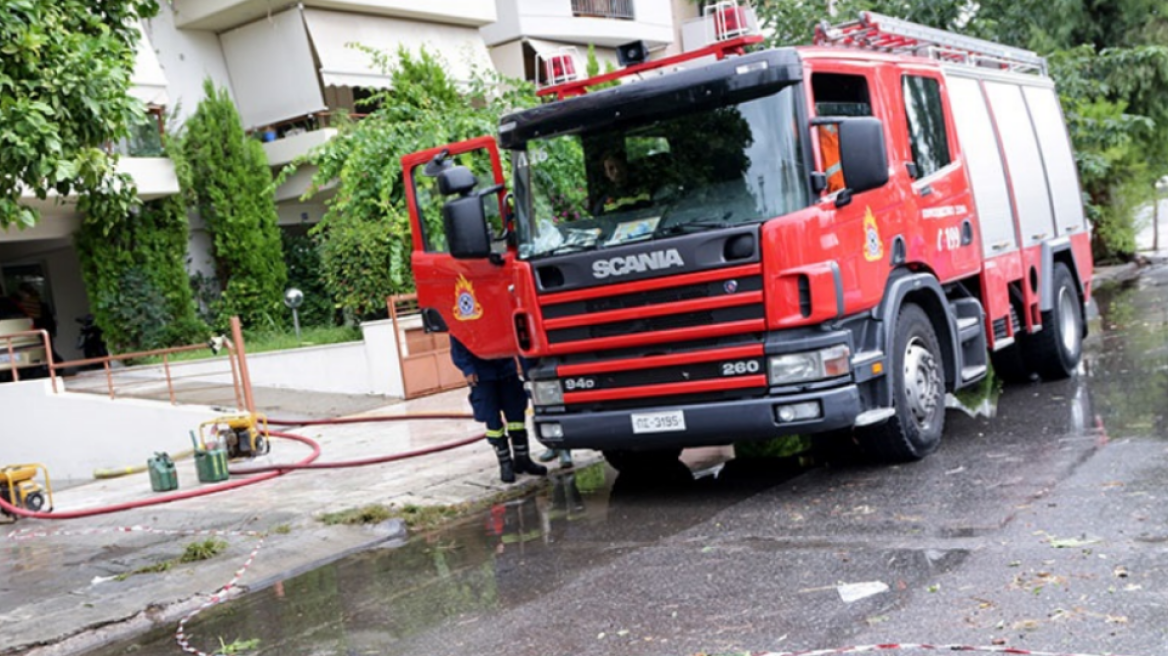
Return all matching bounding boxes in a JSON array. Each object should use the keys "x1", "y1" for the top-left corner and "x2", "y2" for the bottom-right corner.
[
  {"x1": 543, "y1": 242, "x2": 594, "y2": 256},
  {"x1": 655, "y1": 213, "x2": 734, "y2": 237}
]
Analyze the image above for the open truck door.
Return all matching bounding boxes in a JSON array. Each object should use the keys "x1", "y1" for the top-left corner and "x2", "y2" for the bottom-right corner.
[{"x1": 401, "y1": 136, "x2": 519, "y2": 360}]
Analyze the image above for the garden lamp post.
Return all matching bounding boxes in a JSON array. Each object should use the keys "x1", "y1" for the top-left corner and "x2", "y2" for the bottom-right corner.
[{"x1": 284, "y1": 288, "x2": 304, "y2": 342}]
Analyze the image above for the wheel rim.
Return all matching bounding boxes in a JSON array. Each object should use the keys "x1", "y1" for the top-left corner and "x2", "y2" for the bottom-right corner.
[
  {"x1": 1057, "y1": 286, "x2": 1080, "y2": 356},
  {"x1": 903, "y1": 336, "x2": 941, "y2": 431}
]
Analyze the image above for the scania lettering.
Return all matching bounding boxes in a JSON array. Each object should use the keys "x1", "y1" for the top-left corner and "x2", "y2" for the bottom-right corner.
[
  {"x1": 593, "y1": 249, "x2": 686, "y2": 279},
  {"x1": 401, "y1": 6, "x2": 1092, "y2": 472}
]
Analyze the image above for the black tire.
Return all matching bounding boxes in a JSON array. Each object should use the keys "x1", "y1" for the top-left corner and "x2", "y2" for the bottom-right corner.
[
  {"x1": 861, "y1": 303, "x2": 946, "y2": 462},
  {"x1": 990, "y1": 340, "x2": 1034, "y2": 384},
  {"x1": 602, "y1": 448, "x2": 682, "y2": 473},
  {"x1": 1025, "y1": 263, "x2": 1083, "y2": 380}
]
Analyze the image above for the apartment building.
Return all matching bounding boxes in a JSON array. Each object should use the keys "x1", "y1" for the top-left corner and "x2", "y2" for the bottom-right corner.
[
  {"x1": 483, "y1": 0, "x2": 696, "y2": 82},
  {"x1": 0, "y1": 25, "x2": 180, "y2": 361},
  {"x1": 1, "y1": 0, "x2": 702, "y2": 361}
]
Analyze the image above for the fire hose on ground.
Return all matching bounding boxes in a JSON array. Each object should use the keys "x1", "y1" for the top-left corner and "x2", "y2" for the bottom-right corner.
[{"x1": 0, "y1": 412, "x2": 481, "y2": 520}]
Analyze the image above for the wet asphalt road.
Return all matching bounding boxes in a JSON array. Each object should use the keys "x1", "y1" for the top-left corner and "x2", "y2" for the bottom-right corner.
[{"x1": 88, "y1": 263, "x2": 1168, "y2": 656}]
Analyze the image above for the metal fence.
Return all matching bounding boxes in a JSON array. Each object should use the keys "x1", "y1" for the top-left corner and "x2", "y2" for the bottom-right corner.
[{"x1": 571, "y1": 0, "x2": 635, "y2": 20}]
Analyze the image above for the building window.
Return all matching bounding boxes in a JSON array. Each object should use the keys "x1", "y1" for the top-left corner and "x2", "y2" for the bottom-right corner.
[
  {"x1": 903, "y1": 75, "x2": 952, "y2": 178},
  {"x1": 572, "y1": 0, "x2": 635, "y2": 20}
]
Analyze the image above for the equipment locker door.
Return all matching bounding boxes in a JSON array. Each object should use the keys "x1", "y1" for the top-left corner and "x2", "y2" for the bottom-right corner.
[{"x1": 401, "y1": 136, "x2": 520, "y2": 360}]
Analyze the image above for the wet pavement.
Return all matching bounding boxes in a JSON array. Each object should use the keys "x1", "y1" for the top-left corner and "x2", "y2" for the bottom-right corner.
[{"x1": 72, "y1": 262, "x2": 1168, "y2": 656}]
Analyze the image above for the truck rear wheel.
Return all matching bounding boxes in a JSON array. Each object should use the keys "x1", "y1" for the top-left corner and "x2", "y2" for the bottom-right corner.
[
  {"x1": 863, "y1": 303, "x2": 946, "y2": 462},
  {"x1": 990, "y1": 339, "x2": 1034, "y2": 384},
  {"x1": 1026, "y1": 263, "x2": 1083, "y2": 380}
]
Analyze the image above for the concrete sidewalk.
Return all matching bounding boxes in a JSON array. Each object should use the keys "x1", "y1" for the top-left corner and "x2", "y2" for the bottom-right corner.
[{"x1": 0, "y1": 388, "x2": 599, "y2": 655}]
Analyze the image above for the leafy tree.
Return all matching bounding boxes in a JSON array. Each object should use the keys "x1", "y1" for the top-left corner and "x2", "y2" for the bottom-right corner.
[
  {"x1": 754, "y1": 0, "x2": 1168, "y2": 261},
  {"x1": 281, "y1": 49, "x2": 538, "y2": 317},
  {"x1": 281, "y1": 230, "x2": 335, "y2": 327},
  {"x1": 76, "y1": 194, "x2": 206, "y2": 353},
  {"x1": 181, "y1": 80, "x2": 288, "y2": 327},
  {"x1": 0, "y1": 0, "x2": 159, "y2": 228}
]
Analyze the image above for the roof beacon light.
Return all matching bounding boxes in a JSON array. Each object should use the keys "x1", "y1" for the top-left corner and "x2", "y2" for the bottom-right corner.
[
  {"x1": 536, "y1": 48, "x2": 581, "y2": 91},
  {"x1": 705, "y1": 1, "x2": 759, "y2": 43}
]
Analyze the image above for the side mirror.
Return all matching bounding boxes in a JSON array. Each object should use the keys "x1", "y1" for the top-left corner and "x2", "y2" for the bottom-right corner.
[
  {"x1": 444, "y1": 196, "x2": 492, "y2": 259},
  {"x1": 838, "y1": 117, "x2": 889, "y2": 195},
  {"x1": 431, "y1": 164, "x2": 505, "y2": 260},
  {"x1": 437, "y1": 166, "x2": 477, "y2": 196}
]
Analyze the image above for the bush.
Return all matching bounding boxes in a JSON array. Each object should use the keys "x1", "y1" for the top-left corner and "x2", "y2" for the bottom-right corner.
[
  {"x1": 77, "y1": 195, "x2": 207, "y2": 353},
  {"x1": 182, "y1": 80, "x2": 288, "y2": 329}
]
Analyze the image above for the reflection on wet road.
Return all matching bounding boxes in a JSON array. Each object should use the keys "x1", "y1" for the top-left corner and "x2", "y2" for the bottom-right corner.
[{"x1": 87, "y1": 265, "x2": 1168, "y2": 656}]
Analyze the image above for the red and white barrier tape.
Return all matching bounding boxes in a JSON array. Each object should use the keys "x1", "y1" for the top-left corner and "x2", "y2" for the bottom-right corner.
[
  {"x1": 755, "y1": 644, "x2": 1138, "y2": 656},
  {"x1": 6, "y1": 525, "x2": 265, "y2": 656}
]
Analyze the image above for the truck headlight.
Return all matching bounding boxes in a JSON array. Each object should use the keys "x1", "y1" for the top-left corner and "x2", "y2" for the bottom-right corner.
[
  {"x1": 768, "y1": 345, "x2": 851, "y2": 385},
  {"x1": 531, "y1": 380, "x2": 564, "y2": 405}
]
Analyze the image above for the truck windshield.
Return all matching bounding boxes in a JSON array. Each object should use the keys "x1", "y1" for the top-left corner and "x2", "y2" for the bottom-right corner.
[{"x1": 513, "y1": 86, "x2": 808, "y2": 259}]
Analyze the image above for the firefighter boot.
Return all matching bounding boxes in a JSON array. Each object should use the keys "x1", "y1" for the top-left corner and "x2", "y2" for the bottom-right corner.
[
  {"x1": 508, "y1": 425, "x2": 547, "y2": 476},
  {"x1": 487, "y1": 434, "x2": 515, "y2": 484}
]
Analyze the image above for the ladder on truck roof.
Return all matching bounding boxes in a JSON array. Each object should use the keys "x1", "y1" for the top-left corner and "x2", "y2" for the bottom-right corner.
[{"x1": 814, "y1": 12, "x2": 1047, "y2": 76}]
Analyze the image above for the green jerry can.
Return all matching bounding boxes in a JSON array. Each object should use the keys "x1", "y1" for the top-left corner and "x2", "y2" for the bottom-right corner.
[
  {"x1": 190, "y1": 430, "x2": 229, "y2": 483},
  {"x1": 147, "y1": 452, "x2": 179, "y2": 492}
]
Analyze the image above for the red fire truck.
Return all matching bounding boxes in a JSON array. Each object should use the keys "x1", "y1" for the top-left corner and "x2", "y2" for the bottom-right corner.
[{"x1": 401, "y1": 9, "x2": 1092, "y2": 470}]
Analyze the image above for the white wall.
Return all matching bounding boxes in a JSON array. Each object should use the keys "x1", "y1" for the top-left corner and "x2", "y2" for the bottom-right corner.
[
  {"x1": 144, "y1": 1, "x2": 235, "y2": 128},
  {"x1": 489, "y1": 40, "x2": 526, "y2": 80},
  {"x1": 0, "y1": 379, "x2": 219, "y2": 482},
  {"x1": 186, "y1": 226, "x2": 216, "y2": 281},
  {"x1": 276, "y1": 201, "x2": 328, "y2": 227},
  {"x1": 95, "y1": 322, "x2": 406, "y2": 398}
]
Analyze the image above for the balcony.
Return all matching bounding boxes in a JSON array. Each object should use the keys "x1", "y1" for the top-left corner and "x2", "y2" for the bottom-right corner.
[
  {"x1": 172, "y1": 0, "x2": 496, "y2": 31},
  {"x1": 571, "y1": 0, "x2": 635, "y2": 20},
  {"x1": 483, "y1": 0, "x2": 673, "y2": 50}
]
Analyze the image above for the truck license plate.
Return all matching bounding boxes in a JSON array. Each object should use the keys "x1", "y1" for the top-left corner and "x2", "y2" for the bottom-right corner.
[{"x1": 631, "y1": 410, "x2": 686, "y2": 434}]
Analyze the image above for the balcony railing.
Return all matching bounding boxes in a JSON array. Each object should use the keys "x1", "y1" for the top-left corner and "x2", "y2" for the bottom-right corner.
[{"x1": 572, "y1": 0, "x2": 635, "y2": 20}]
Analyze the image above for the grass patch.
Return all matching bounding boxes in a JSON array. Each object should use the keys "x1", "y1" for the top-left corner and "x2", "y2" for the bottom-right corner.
[
  {"x1": 217, "y1": 637, "x2": 260, "y2": 654},
  {"x1": 134, "y1": 325, "x2": 361, "y2": 365},
  {"x1": 734, "y1": 435, "x2": 812, "y2": 459},
  {"x1": 319, "y1": 504, "x2": 396, "y2": 526},
  {"x1": 319, "y1": 464, "x2": 609, "y2": 534},
  {"x1": 270, "y1": 523, "x2": 292, "y2": 535},
  {"x1": 115, "y1": 538, "x2": 229, "y2": 581},
  {"x1": 394, "y1": 504, "x2": 459, "y2": 531},
  {"x1": 180, "y1": 537, "x2": 228, "y2": 562}
]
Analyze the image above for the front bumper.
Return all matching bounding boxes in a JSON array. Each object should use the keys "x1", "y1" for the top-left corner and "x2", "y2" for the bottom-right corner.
[{"x1": 535, "y1": 384, "x2": 862, "y2": 451}]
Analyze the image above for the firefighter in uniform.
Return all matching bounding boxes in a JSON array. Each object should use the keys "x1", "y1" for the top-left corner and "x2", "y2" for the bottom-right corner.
[
  {"x1": 819, "y1": 123, "x2": 846, "y2": 194},
  {"x1": 450, "y1": 335, "x2": 547, "y2": 483}
]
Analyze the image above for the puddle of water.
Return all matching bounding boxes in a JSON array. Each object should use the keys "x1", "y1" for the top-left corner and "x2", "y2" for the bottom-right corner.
[
  {"x1": 1085, "y1": 264, "x2": 1168, "y2": 437},
  {"x1": 83, "y1": 458, "x2": 807, "y2": 656}
]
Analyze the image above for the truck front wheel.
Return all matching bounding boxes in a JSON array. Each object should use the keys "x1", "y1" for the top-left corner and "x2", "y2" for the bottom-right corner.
[
  {"x1": 863, "y1": 303, "x2": 946, "y2": 462},
  {"x1": 1026, "y1": 263, "x2": 1083, "y2": 380}
]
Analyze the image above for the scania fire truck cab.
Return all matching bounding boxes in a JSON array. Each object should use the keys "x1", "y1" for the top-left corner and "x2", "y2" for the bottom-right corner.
[{"x1": 401, "y1": 11, "x2": 1092, "y2": 470}]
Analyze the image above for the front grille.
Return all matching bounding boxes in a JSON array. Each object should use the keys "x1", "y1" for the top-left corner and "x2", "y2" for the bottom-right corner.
[
  {"x1": 542, "y1": 276, "x2": 763, "y2": 319},
  {"x1": 554, "y1": 333, "x2": 764, "y2": 365},
  {"x1": 547, "y1": 305, "x2": 764, "y2": 344}
]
